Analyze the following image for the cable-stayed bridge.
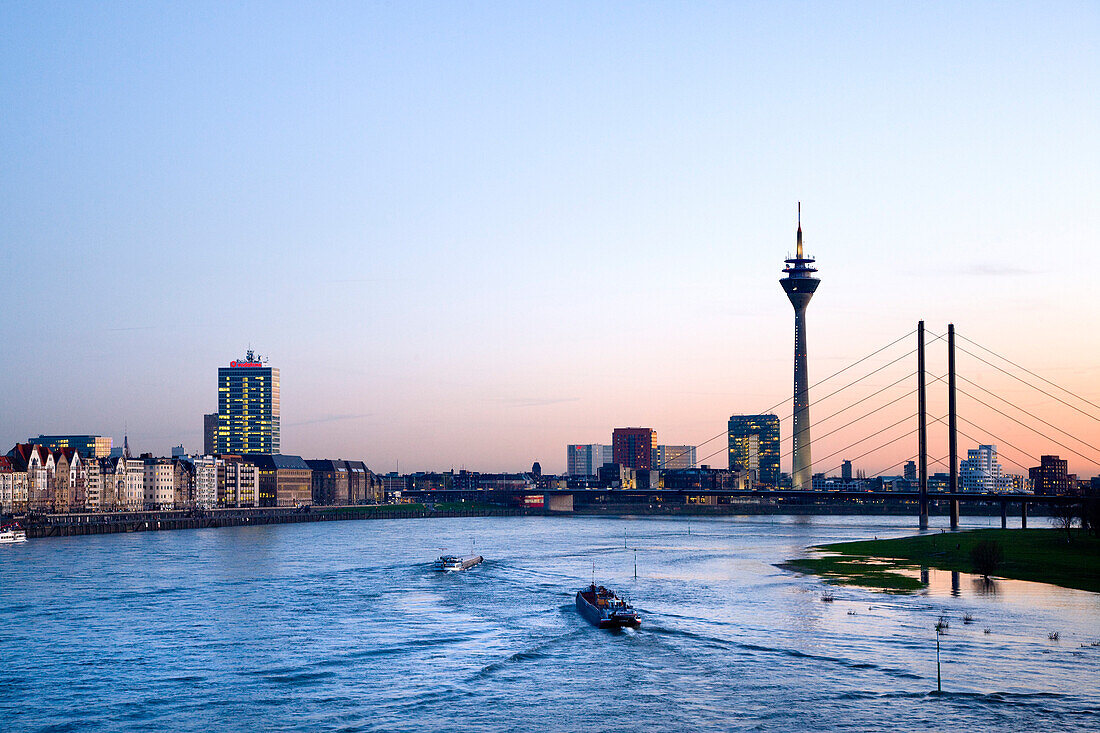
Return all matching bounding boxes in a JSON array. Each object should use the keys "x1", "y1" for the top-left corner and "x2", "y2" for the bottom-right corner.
[{"x1": 405, "y1": 321, "x2": 1099, "y2": 526}]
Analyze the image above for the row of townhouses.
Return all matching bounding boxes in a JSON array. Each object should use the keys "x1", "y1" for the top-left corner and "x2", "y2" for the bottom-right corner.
[{"x1": 0, "y1": 443, "x2": 383, "y2": 514}]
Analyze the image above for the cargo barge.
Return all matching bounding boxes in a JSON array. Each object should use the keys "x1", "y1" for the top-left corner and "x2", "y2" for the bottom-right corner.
[
  {"x1": 576, "y1": 584, "x2": 641, "y2": 629},
  {"x1": 436, "y1": 554, "x2": 484, "y2": 571}
]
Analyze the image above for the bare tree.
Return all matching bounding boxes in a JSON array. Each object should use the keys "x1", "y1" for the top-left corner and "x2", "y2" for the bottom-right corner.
[{"x1": 1049, "y1": 502, "x2": 1078, "y2": 542}]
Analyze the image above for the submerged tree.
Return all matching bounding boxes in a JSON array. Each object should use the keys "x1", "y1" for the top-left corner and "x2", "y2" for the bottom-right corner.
[{"x1": 970, "y1": 540, "x2": 1004, "y2": 578}]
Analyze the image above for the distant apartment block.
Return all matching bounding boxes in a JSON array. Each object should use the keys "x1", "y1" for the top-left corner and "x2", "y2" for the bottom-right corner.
[
  {"x1": 728, "y1": 415, "x2": 780, "y2": 487},
  {"x1": 612, "y1": 428, "x2": 656, "y2": 470},
  {"x1": 193, "y1": 456, "x2": 219, "y2": 509},
  {"x1": 1030, "y1": 455, "x2": 1072, "y2": 496},
  {"x1": 567, "y1": 444, "x2": 613, "y2": 476},
  {"x1": 654, "y1": 445, "x2": 696, "y2": 470}
]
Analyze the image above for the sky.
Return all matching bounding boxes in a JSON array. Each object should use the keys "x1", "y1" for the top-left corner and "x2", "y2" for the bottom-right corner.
[{"x1": 2, "y1": 2, "x2": 1098, "y2": 476}]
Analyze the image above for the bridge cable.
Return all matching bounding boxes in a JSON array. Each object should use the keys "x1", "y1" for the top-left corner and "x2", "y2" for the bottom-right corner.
[
  {"x1": 755, "y1": 329, "x2": 917, "y2": 420},
  {"x1": 664, "y1": 329, "x2": 920, "y2": 470},
  {"x1": 660, "y1": 340, "x2": 920, "y2": 468},
  {"x1": 954, "y1": 343, "x2": 1100, "y2": 425},
  {"x1": 957, "y1": 332, "x2": 1100, "y2": 416},
  {"x1": 956, "y1": 374, "x2": 1100, "y2": 458},
  {"x1": 813, "y1": 423, "x2": 926, "y2": 479},
  {"x1": 779, "y1": 384, "x2": 920, "y2": 461},
  {"x1": 927, "y1": 413, "x2": 1037, "y2": 471},
  {"x1": 955, "y1": 384, "x2": 1100, "y2": 465},
  {"x1": 793, "y1": 371, "x2": 915, "y2": 432},
  {"x1": 794, "y1": 345, "x2": 926, "y2": 415},
  {"x1": 813, "y1": 414, "x2": 919, "y2": 472}
]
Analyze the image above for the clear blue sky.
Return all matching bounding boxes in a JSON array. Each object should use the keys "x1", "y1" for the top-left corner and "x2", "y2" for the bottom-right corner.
[{"x1": 2, "y1": 2, "x2": 1098, "y2": 475}]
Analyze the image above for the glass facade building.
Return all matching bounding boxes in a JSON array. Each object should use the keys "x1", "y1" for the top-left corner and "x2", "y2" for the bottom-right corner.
[
  {"x1": 217, "y1": 353, "x2": 280, "y2": 455},
  {"x1": 567, "y1": 444, "x2": 613, "y2": 476},
  {"x1": 31, "y1": 434, "x2": 113, "y2": 458},
  {"x1": 727, "y1": 415, "x2": 780, "y2": 487}
]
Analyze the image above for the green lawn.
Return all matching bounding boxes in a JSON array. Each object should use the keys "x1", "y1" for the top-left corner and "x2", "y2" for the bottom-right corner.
[{"x1": 783, "y1": 528, "x2": 1100, "y2": 594}]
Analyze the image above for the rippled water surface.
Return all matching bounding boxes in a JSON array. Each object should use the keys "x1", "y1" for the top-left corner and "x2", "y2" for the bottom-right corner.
[{"x1": 1, "y1": 515, "x2": 1097, "y2": 732}]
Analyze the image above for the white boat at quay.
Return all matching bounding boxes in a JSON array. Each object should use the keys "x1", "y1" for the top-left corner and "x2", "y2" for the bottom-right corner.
[{"x1": 0, "y1": 524, "x2": 27, "y2": 544}]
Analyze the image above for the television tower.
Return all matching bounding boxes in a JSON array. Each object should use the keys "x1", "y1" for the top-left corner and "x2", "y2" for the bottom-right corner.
[{"x1": 780, "y1": 203, "x2": 820, "y2": 490}]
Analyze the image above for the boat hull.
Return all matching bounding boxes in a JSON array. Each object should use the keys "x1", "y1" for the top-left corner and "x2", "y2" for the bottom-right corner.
[{"x1": 576, "y1": 591, "x2": 640, "y2": 629}]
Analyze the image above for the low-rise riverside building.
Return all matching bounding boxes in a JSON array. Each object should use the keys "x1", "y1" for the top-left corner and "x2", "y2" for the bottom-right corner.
[
  {"x1": 344, "y1": 460, "x2": 380, "y2": 504},
  {"x1": 306, "y1": 459, "x2": 349, "y2": 505},
  {"x1": 0, "y1": 457, "x2": 29, "y2": 513},
  {"x1": 250, "y1": 454, "x2": 311, "y2": 507}
]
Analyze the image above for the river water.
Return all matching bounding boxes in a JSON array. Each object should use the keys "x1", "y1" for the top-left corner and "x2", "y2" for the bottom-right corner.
[{"x1": 1, "y1": 515, "x2": 1097, "y2": 732}]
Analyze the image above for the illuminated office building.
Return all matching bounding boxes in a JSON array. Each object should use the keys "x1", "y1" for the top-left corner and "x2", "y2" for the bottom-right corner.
[
  {"x1": 654, "y1": 445, "x2": 697, "y2": 470},
  {"x1": 217, "y1": 351, "x2": 280, "y2": 455},
  {"x1": 728, "y1": 414, "x2": 780, "y2": 487},
  {"x1": 31, "y1": 434, "x2": 113, "y2": 459}
]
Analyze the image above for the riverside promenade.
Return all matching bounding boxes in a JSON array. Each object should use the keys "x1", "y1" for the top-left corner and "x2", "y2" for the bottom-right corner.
[{"x1": 17, "y1": 505, "x2": 531, "y2": 539}]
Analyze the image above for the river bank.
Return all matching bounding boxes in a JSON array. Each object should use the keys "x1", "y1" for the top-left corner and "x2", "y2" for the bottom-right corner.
[{"x1": 783, "y1": 528, "x2": 1100, "y2": 594}]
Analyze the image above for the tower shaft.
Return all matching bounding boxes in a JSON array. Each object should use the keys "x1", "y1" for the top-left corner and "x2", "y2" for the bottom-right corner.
[{"x1": 791, "y1": 306, "x2": 812, "y2": 490}]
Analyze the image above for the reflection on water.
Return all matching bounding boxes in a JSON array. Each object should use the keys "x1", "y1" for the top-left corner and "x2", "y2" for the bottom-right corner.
[
  {"x1": 974, "y1": 576, "x2": 1000, "y2": 596},
  {"x1": 0, "y1": 514, "x2": 1097, "y2": 732}
]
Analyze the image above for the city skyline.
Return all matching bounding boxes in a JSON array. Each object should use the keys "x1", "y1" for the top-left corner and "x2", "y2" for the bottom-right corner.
[{"x1": 2, "y1": 3, "x2": 1098, "y2": 475}]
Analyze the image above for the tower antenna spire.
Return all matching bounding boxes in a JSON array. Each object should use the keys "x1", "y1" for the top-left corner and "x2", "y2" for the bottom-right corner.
[{"x1": 796, "y1": 202, "x2": 803, "y2": 258}]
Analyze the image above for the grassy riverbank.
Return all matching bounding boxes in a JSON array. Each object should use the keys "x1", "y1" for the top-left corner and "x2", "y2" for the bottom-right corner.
[{"x1": 782, "y1": 528, "x2": 1100, "y2": 594}]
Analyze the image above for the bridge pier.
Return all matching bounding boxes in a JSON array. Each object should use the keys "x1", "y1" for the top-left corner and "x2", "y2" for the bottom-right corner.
[
  {"x1": 950, "y1": 499, "x2": 959, "y2": 530},
  {"x1": 1021, "y1": 501, "x2": 1027, "y2": 529},
  {"x1": 1000, "y1": 500, "x2": 1007, "y2": 529}
]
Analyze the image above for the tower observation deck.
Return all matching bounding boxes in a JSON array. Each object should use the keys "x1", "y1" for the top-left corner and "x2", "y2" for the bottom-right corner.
[{"x1": 780, "y1": 204, "x2": 819, "y2": 490}]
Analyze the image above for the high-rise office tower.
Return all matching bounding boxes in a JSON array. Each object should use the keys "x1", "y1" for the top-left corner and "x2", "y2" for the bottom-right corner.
[
  {"x1": 728, "y1": 415, "x2": 780, "y2": 486},
  {"x1": 780, "y1": 204, "x2": 820, "y2": 490},
  {"x1": 841, "y1": 460, "x2": 853, "y2": 482},
  {"x1": 567, "y1": 444, "x2": 613, "y2": 476},
  {"x1": 612, "y1": 428, "x2": 656, "y2": 470},
  {"x1": 216, "y1": 351, "x2": 280, "y2": 455}
]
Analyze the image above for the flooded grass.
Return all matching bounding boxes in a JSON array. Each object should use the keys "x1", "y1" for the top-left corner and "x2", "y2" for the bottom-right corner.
[
  {"x1": 778, "y1": 555, "x2": 925, "y2": 593},
  {"x1": 784, "y1": 528, "x2": 1100, "y2": 594}
]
